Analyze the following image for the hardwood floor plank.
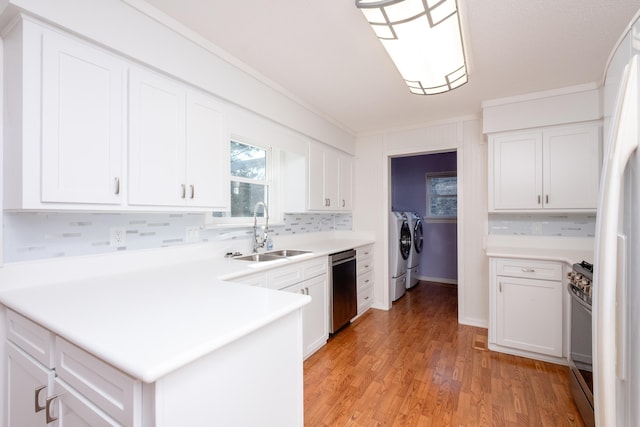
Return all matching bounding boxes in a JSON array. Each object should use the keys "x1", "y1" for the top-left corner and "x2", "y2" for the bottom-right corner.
[{"x1": 304, "y1": 281, "x2": 584, "y2": 426}]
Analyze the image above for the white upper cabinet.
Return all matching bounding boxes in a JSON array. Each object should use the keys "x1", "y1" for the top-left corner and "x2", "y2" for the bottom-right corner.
[
  {"x1": 128, "y1": 67, "x2": 229, "y2": 209},
  {"x1": 307, "y1": 143, "x2": 352, "y2": 211},
  {"x1": 185, "y1": 92, "x2": 230, "y2": 209},
  {"x1": 41, "y1": 29, "x2": 124, "y2": 204},
  {"x1": 542, "y1": 125, "x2": 601, "y2": 209},
  {"x1": 4, "y1": 18, "x2": 126, "y2": 209},
  {"x1": 489, "y1": 123, "x2": 601, "y2": 212}
]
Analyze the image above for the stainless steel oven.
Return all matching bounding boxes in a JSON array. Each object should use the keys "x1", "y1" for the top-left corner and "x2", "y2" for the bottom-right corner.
[{"x1": 567, "y1": 261, "x2": 594, "y2": 427}]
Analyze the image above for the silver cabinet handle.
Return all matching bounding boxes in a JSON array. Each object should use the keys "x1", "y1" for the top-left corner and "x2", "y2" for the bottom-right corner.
[
  {"x1": 342, "y1": 199, "x2": 345, "y2": 207},
  {"x1": 364, "y1": 279, "x2": 370, "y2": 283},
  {"x1": 364, "y1": 296, "x2": 369, "y2": 300},
  {"x1": 190, "y1": 184, "x2": 195, "y2": 199},
  {"x1": 538, "y1": 195, "x2": 541, "y2": 204},
  {"x1": 114, "y1": 177, "x2": 120, "y2": 195},
  {"x1": 181, "y1": 184, "x2": 186, "y2": 199},
  {"x1": 34, "y1": 385, "x2": 46, "y2": 413},
  {"x1": 546, "y1": 195, "x2": 549, "y2": 204},
  {"x1": 45, "y1": 394, "x2": 61, "y2": 424},
  {"x1": 499, "y1": 282, "x2": 502, "y2": 292},
  {"x1": 521, "y1": 268, "x2": 535, "y2": 273}
]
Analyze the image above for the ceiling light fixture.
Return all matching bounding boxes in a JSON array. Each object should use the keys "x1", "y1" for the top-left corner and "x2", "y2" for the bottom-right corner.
[{"x1": 356, "y1": 0, "x2": 468, "y2": 95}]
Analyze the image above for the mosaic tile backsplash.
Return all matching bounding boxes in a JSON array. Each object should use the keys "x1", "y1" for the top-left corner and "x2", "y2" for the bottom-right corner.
[
  {"x1": 3, "y1": 212, "x2": 352, "y2": 263},
  {"x1": 488, "y1": 213, "x2": 596, "y2": 237}
]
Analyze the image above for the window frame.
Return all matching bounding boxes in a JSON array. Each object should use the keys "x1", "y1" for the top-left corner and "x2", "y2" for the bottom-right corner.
[
  {"x1": 207, "y1": 137, "x2": 275, "y2": 226},
  {"x1": 425, "y1": 171, "x2": 457, "y2": 223}
]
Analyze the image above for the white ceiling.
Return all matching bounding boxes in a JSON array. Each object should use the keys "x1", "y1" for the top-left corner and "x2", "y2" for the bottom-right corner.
[{"x1": 141, "y1": 0, "x2": 640, "y2": 135}]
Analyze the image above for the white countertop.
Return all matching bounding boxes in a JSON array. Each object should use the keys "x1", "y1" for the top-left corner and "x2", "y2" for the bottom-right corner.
[
  {"x1": 485, "y1": 235, "x2": 594, "y2": 264},
  {"x1": 0, "y1": 233, "x2": 375, "y2": 383}
]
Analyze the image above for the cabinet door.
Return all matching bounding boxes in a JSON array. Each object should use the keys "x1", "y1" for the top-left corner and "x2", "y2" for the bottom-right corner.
[
  {"x1": 283, "y1": 275, "x2": 328, "y2": 358},
  {"x1": 495, "y1": 276, "x2": 562, "y2": 356},
  {"x1": 6, "y1": 342, "x2": 54, "y2": 427},
  {"x1": 324, "y1": 149, "x2": 340, "y2": 209},
  {"x1": 185, "y1": 91, "x2": 229, "y2": 209},
  {"x1": 54, "y1": 379, "x2": 119, "y2": 427},
  {"x1": 129, "y1": 68, "x2": 186, "y2": 206},
  {"x1": 543, "y1": 125, "x2": 600, "y2": 209},
  {"x1": 490, "y1": 132, "x2": 543, "y2": 210},
  {"x1": 41, "y1": 30, "x2": 123, "y2": 204},
  {"x1": 308, "y1": 143, "x2": 326, "y2": 210},
  {"x1": 339, "y1": 154, "x2": 353, "y2": 210}
]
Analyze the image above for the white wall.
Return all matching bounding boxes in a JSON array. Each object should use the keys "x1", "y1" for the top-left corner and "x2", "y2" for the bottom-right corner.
[{"x1": 353, "y1": 118, "x2": 489, "y2": 327}]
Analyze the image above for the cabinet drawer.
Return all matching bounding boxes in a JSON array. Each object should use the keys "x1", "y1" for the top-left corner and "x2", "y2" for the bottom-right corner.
[
  {"x1": 357, "y1": 256, "x2": 373, "y2": 276},
  {"x1": 357, "y1": 282, "x2": 373, "y2": 313},
  {"x1": 232, "y1": 272, "x2": 267, "y2": 287},
  {"x1": 357, "y1": 245, "x2": 374, "y2": 261},
  {"x1": 267, "y1": 265, "x2": 304, "y2": 290},
  {"x1": 495, "y1": 258, "x2": 562, "y2": 281},
  {"x1": 357, "y1": 270, "x2": 374, "y2": 291},
  {"x1": 6, "y1": 309, "x2": 55, "y2": 368},
  {"x1": 55, "y1": 337, "x2": 139, "y2": 426},
  {"x1": 302, "y1": 257, "x2": 328, "y2": 280}
]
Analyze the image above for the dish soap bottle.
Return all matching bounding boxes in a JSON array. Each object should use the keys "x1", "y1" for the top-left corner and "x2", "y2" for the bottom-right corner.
[{"x1": 266, "y1": 237, "x2": 273, "y2": 251}]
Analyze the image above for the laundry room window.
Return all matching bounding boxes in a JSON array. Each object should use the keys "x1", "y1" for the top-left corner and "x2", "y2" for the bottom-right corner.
[{"x1": 426, "y1": 172, "x2": 457, "y2": 221}]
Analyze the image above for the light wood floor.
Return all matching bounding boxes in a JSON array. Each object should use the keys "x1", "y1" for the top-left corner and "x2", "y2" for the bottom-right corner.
[{"x1": 303, "y1": 281, "x2": 585, "y2": 426}]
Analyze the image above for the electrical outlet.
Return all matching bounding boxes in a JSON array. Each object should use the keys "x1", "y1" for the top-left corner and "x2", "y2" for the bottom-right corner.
[
  {"x1": 186, "y1": 226, "x2": 200, "y2": 243},
  {"x1": 110, "y1": 227, "x2": 126, "y2": 247}
]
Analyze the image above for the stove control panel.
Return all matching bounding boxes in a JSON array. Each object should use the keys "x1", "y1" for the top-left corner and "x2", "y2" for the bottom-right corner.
[{"x1": 568, "y1": 261, "x2": 593, "y2": 305}]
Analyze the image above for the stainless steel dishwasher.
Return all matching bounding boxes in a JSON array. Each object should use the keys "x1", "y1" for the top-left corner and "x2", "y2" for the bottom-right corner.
[{"x1": 329, "y1": 249, "x2": 357, "y2": 334}]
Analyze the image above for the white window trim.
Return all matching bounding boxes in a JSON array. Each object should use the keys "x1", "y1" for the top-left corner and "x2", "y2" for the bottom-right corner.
[
  {"x1": 206, "y1": 138, "x2": 281, "y2": 227},
  {"x1": 425, "y1": 171, "x2": 457, "y2": 223}
]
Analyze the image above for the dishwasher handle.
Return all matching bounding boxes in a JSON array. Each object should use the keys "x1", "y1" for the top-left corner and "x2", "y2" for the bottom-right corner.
[{"x1": 330, "y1": 249, "x2": 356, "y2": 265}]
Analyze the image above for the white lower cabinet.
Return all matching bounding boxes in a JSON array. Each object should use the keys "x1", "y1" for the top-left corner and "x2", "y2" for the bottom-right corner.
[
  {"x1": 489, "y1": 258, "x2": 564, "y2": 360},
  {"x1": 282, "y1": 274, "x2": 328, "y2": 358},
  {"x1": 355, "y1": 245, "x2": 375, "y2": 316},
  {"x1": 230, "y1": 256, "x2": 330, "y2": 359},
  {"x1": 6, "y1": 307, "x2": 304, "y2": 426}
]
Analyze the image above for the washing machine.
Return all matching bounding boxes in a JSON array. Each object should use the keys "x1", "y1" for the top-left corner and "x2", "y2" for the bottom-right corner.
[
  {"x1": 389, "y1": 211, "x2": 411, "y2": 301},
  {"x1": 404, "y1": 212, "x2": 424, "y2": 289}
]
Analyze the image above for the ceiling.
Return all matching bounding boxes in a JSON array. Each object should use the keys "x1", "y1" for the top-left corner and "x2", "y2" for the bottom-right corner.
[{"x1": 141, "y1": 0, "x2": 640, "y2": 135}]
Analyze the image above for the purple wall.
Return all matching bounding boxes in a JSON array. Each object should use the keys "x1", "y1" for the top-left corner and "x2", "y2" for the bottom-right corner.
[{"x1": 391, "y1": 152, "x2": 458, "y2": 282}]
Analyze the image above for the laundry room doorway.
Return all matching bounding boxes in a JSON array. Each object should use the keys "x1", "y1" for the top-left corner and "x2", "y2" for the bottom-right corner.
[{"x1": 390, "y1": 151, "x2": 458, "y2": 287}]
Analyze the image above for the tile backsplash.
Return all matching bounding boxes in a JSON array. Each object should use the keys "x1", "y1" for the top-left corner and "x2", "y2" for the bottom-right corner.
[
  {"x1": 3, "y1": 212, "x2": 352, "y2": 263},
  {"x1": 488, "y1": 213, "x2": 596, "y2": 237}
]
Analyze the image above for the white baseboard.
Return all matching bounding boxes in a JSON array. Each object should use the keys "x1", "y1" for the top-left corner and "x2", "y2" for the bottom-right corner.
[{"x1": 417, "y1": 275, "x2": 458, "y2": 285}]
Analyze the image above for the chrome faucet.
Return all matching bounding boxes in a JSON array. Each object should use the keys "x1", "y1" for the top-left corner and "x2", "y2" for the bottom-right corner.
[{"x1": 252, "y1": 201, "x2": 269, "y2": 253}]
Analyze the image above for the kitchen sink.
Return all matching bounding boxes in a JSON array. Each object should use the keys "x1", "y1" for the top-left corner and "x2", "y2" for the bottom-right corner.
[
  {"x1": 233, "y1": 249, "x2": 312, "y2": 262},
  {"x1": 233, "y1": 253, "x2": 285, "y2": 262},
  {"x1": 266, "y1": 249, "x2": 311, "y2": 257}
]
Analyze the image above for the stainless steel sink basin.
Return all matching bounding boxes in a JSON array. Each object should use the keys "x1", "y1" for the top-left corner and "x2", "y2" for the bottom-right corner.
[
  {"x1": 266, "y1": 249, "x2": 311, "y2": 257},
  {"x1": 233, "y1": 249, "x2": 312, "y2": 262},
  {"x1": 233, "y1": 253, "x2": 285, "y2": 262}
]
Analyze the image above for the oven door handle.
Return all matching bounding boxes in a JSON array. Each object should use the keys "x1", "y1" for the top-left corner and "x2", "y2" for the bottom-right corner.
[{"x1": 567, "y1": 284, "x2": 592, "y2": 313}]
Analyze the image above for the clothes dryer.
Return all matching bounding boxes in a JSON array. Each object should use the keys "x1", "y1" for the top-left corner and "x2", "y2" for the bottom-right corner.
[
  {"x1": 389, "y1": 211, "x2": 411, "y2": 301},
  {"x1": 404, "y1": 212, "x2": 424, "y2": 289}
]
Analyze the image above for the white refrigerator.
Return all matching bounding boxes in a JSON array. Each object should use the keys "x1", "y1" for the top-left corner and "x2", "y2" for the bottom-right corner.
[{"x1": 594, "y1": 11, "x2": 640, "y2": 427}]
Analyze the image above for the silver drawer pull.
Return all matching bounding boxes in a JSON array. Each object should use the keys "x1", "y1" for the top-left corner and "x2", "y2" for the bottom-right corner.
[
  {"x1": 45, "y1": 394, "x2": 62, "y2": 424},
  {"x1": 521, "y1": 268, "x2": 535, "y2": 273},
  {"x1": 499, "y1": 282, "x2": 502, "y2": 292},
  {"x1": 114, "y1": 177, "x2": 120, "y2": 195},
  {"x1": 364, "y1": 296, "x2": 369, "y2": 300},
  {"x1": 365, "y1": 279, "x2": 370, "y2": 283},
  {"x1": 34, "y1": 385, "x2": 46, "y2": 413},
  {"x1": 181, "y1": 184, "x2": 186, "y2": 199}
]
